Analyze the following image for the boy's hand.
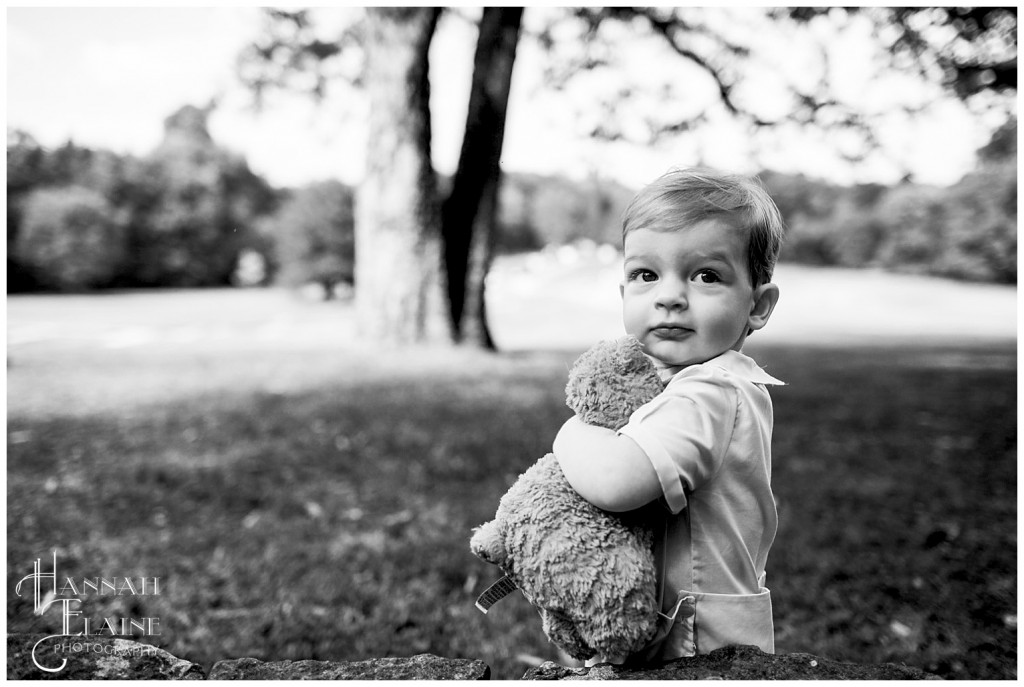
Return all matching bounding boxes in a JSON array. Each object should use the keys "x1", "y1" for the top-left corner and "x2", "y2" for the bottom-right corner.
[{"x1": 554, "y1": 417, "x2": 662, "y2": 512}]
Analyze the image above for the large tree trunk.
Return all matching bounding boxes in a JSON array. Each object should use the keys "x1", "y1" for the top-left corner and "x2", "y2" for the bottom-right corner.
[
  {"x1": 441, "y1": 8, "x2": 524, "y2": 348},
  {"x1": 355, "y1": 8, "x2": 447, "y2": 345}
]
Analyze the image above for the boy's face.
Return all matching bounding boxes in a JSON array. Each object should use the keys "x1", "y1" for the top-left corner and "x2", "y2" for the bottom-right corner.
[{"x1": 621, "y1": 218, "x2": 765, "y2": 369}]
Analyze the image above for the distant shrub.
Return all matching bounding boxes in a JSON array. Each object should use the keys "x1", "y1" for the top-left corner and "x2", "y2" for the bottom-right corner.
[
  {"x1": 869, "y1": 168, "x2": 1017, "y2": 283},
  {"x1": 14, "y1": 186, "x2": 127, "y2": 291},
  {"x1": 873, "y1": 184, "x2": 949, "y2": 273},
  {"x1": 776, "y1": 212, "x2": 840, "y2": 266},
  {"x1": 940, "y1": 165, "x2": 1016, "y2": 283},
  {"x1": 7, "y1": 134, "x2": 135, "y2": 292},
  {"x1": 267, "y1": 180, "x2": 355, "y2": 297}
]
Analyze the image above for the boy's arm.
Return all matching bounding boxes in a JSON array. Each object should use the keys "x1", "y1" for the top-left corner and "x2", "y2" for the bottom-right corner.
[{"x1": 553, "y1": 417, "x2": 662, "y2": 512}]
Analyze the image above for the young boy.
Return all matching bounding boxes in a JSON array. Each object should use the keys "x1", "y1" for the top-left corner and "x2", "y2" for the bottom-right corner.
[{"x1": 553, "y1": 167, "x2": 784, "y2": 663}]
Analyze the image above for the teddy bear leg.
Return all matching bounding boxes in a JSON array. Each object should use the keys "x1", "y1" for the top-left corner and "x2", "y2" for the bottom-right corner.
[
  {"x1": 585, "y1": 650, "x2": 630, "y2": 667},
  {"x1": 540, "y1": 609, "x2": 594, "y2": 662}
]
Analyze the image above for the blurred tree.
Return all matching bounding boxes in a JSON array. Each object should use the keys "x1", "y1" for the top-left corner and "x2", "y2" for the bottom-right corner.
[
  {"x1": 266, "y1": 180, "x2": 355, "y2": 297},
  {"x1": 125, "y1": 104, "x2": 278, "y2": 288},
  {"x1": 238, "y1": 7, "x2": 1016, "y2": 348},
  {"x1": 874, "y1": 184, "x2": 949, "y2": 274},
  {"x1": 14, "y1": 185, "x2": 127, "y2": 291},
  {"x1": 493, "y1": 171, "x2": 635, "y2": 251},
  {"x1": 559, "y1": 7, "x2": 1016, "y2": 166},
  {"x1": 356, "y1": 8, "x2": 449, "y2": 344},
  {"x1": 783, "y1": 7, "x2": 1017, "y2": 100},
  {"x1": 938, "y1": 162, "x2": 1016, "y2": 283},
  {"x1": 7, "y1": 130, "x2": 48, "y2": 291},
  {"x1": 495, "y1": 174, "x2": 543, "y2": 253},
  {"x1": 440, "y1": 8, "x2": 523, "y2": 347},
  {"x1": 241, "y1": 7, "x2": 522, "y2": 347},
  {"x1": 7, "y1": 132, "x2": 139, "y2": 291},
  {"x1": 760, "y1": 117, "x2": 1017, "y2": 283},
  {"x1": 828, "y1": 188, "x2": 889, "y2": 268},
  {"x1": 977, "y1": 117, "x2": 1017, "y2": 165}
]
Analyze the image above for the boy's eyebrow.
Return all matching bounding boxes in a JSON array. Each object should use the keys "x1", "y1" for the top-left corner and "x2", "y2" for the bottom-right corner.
[
  {"x1": 691, "y1": 250, "x2": 736, "y2": 264},
  {"x1": 624, "y1": 249, "x2": 736, "y2": 264},
  {"x1": 622, "y1": 250, "x2": 655, "y2": 263}
]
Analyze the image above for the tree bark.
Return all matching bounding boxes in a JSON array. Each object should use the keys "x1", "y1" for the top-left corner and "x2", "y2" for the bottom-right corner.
[
  {"x1": 441, "y1": 8, "x2": 524, "y2": 348},
  {"x1": 355, "y1": 8, "x2": 447, "y2": 345}
]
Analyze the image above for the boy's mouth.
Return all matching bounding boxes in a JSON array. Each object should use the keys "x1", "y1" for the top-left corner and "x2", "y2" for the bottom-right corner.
[{"x1": 650, "y1": 325, "x2": 694, "y2": 340}]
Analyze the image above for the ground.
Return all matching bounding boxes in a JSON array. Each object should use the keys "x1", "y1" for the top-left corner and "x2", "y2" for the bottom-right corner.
[{"x1": 6, "y1": 254, "x2": 1017, "y2": 679}]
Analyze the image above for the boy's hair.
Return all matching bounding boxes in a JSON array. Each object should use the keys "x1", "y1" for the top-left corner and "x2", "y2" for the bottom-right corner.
[{"x1": 622, "y1": 167, "x2": 785, "y2": 287}]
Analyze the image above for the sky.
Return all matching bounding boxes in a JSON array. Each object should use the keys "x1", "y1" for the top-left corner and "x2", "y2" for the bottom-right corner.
[{"x1": 6, "y1": 7, "x2": 1005, "y2": 191}]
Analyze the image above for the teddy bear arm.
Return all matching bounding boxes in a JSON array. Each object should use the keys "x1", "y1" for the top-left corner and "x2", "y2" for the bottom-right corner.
[{"x1": 469, "y1": 520, "x2": 507, "y2": 567}]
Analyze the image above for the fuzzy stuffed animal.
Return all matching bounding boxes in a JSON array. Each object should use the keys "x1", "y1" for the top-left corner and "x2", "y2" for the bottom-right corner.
[{"x1": 470, "y1": 336, "x2": 666, "y2": 660}]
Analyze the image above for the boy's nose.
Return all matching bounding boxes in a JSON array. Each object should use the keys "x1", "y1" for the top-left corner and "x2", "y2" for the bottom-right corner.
[{"x1": 655, "y1": 281, "x2": 687, "y2": 311}]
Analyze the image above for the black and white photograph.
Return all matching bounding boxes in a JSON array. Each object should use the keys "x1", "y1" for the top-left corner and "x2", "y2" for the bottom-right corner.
[{"x1": 7, "y1": 6, "x2": 1017, "y2": 680}]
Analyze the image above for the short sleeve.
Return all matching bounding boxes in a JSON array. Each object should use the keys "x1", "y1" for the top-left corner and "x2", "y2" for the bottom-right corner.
[{"x1": 617, "y1": 375, "x2": 738, "y2": 514}]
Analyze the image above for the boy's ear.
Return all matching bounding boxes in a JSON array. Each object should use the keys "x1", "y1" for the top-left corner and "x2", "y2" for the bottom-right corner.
[{"x1": 747, "y1": 282, "x2": 780, "y2": 332}]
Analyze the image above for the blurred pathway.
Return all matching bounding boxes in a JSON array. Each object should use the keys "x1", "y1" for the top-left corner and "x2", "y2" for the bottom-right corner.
[
  {"x1": 7, "y1": 287, "x2": 357, "y2": 353},
  {"x1": 486, "y1": 250, "x2": 1017, "y2": 351},
  {"x1": 7, "y1": 252, "x2": 1017, "y2": 355}
]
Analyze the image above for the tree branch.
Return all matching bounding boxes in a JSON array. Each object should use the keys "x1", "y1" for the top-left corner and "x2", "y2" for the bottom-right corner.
[{"x1": 617, "y1": 7, "x2": 775, "y2": 126}]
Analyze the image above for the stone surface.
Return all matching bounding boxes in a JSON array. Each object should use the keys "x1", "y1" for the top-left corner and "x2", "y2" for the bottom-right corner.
[
  {"x1": 522, "y1": 644, "x2": 941, "y2": 680},
  {"x1": 7, "y1": 634, "x2": 941, "y2": 681},
  {"x1": 207, "y1": 653, "x2": 491, "y2": 680},
  {"x1": 7, "y1": 634, "x2": 205, "y2": 680}
]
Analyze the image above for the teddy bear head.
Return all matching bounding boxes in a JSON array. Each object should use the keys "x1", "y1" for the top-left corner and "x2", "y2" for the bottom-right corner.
[{"x1": 564, "y1": 336, "x2": 665, "y2": 431}]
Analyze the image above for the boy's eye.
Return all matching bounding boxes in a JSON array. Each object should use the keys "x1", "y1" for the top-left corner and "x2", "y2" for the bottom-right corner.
[
  {"x1": 694, "y1": 269, "x2": 721, "y2": 284},
  {"x1": 629, "y1": 269, "x2": 658, "y2": 283}
]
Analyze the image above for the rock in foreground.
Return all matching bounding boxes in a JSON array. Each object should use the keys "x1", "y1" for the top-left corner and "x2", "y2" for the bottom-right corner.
[
  {"x1": 208, "y1": 653, "x2": 491, "y2": 680},
  {"x1": 7, "y1": 634, "x2": 205, "y2": 680},
  {"x1": 523, "y1": 644, "x2": 940, "y2": 680}
]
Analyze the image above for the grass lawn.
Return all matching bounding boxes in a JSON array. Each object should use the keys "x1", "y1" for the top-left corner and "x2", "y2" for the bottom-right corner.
[{"x1": 6, "y1": 265, "x2": 1017, "y2": 679}]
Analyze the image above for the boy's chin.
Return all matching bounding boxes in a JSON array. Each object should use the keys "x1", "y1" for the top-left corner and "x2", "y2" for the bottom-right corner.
[
  {"x1": 641, "y1": 349, "x2": 693, "y2": 380},
  {"x1": 643, "y1": 342, "x2": 702, "y2": 369}
]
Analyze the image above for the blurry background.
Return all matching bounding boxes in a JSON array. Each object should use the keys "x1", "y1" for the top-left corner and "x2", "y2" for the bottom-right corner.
[{"x1": 6, "y1": 6, "x2": 1017, "y2": 680}]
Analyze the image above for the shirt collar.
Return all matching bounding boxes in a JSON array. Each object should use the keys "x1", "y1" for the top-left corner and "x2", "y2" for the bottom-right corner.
[
  {"x1": 709, "y1": 350, "x2": 785, "y2": 386},
  {"x1": 659, "y1": 350, "x2": 785, "y2": 386}
]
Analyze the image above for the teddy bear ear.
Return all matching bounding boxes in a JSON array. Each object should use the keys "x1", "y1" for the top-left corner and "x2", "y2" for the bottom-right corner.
[{"x1": 470, "y1": 521, "x2": 507, "y2": 567}]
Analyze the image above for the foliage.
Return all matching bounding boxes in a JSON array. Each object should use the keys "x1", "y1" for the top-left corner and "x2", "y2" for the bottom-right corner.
[
  {"x1": 498, "y1": 150, "x2": 1016, "y2": 285},
  {"x1": 497, "y1": 173, "x2": 634, "y2": 252},
  {"x1": 978, "y1": 117, "x2": 1016, "y2": 163},
  {"x1": 760, "y1": 121, "x2": 1017, "y2": 284},
  {"x1": 121, "y1": 156, "x2": 274, "y2": 289},
  {"x1": 540, "y1": 7, "x2": 1016, "y2": 170},
  {"x1": 937, "y1": 166, "x2": 1016, "y2": 283},
  {"x1": 13, "y1": 185, "x2": 127, "y2": 290},
  {"x1": 122, "y1": 106, "x2": 278, "y2": 288},
  {"x1": 8, "y1": 104, "x2": 1016, "y2": 294},
  {"x1": 790, "y1": 7, "x2": 1017, "y2": 100},
  {"x1": 6, "y1": 300, "x2": 1016, "y2": 678},
  {"x1": 6, "y1": 106, "x2": 279, "y2": 292},
  {"x1": 265, "y1": 180, "x2": 355, "y2": 294},
  {"x1": 7, "y1": 133, "x2": 135, "y2": 291}
]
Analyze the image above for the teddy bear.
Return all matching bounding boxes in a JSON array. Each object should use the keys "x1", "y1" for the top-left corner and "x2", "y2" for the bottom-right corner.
[{"x1": 470, "y1": 336, "x2": 666, "y2": 661}]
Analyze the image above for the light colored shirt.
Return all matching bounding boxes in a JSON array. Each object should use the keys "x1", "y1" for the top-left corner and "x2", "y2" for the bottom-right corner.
[{"x1": 617, "y1": 349, "x2": 783, "y2": 660}]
